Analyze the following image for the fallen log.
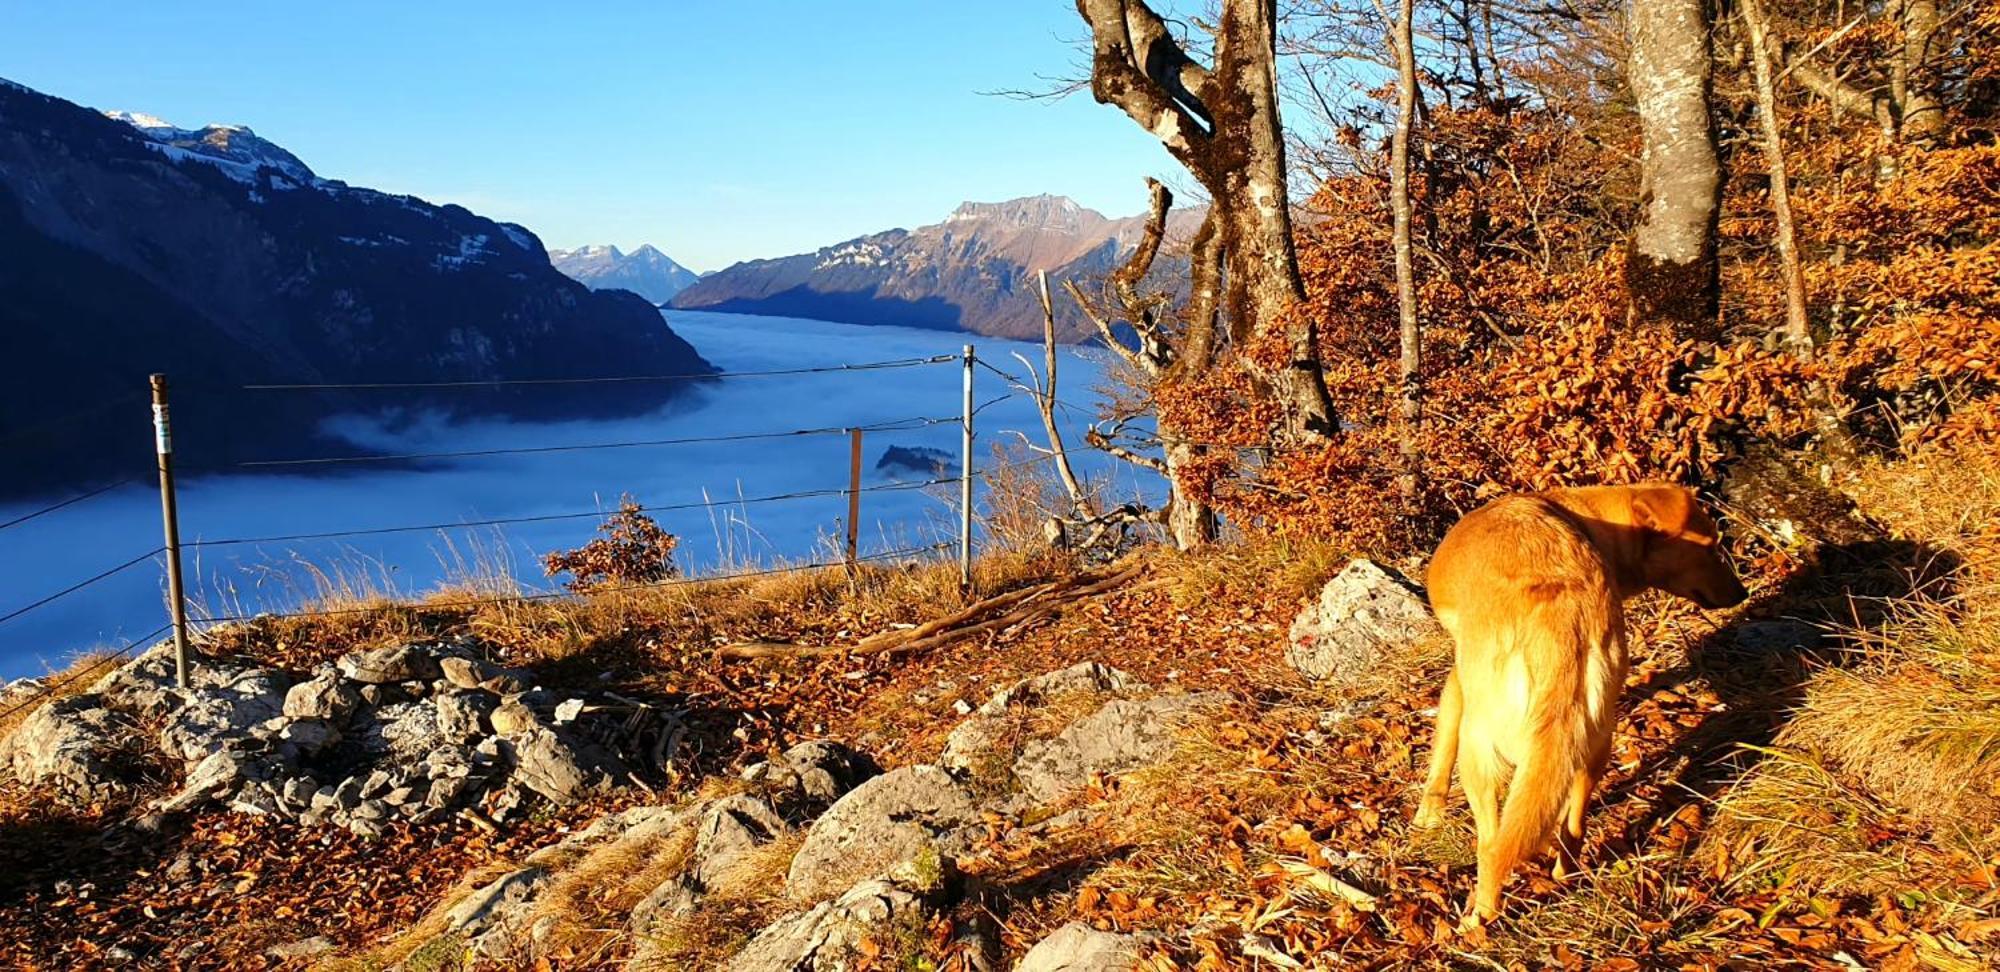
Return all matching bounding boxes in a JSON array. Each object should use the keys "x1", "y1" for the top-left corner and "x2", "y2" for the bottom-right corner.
[{"x1": 715, "y1": 560, "x2": 1145, "y2": 662}]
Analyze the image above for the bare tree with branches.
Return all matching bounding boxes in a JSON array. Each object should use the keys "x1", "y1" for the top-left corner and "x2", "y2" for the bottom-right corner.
[
  {"x1": 1074, "y1": 0, "x2": 1339, "y2": 446},
  {"x1": 1068, "y1": 179, "x2": 1219, "y2": 549}
]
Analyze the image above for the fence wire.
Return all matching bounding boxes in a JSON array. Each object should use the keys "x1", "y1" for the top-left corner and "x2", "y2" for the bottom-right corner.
[
  {"x1": 234, "y1": 413, "x2": 959, "y2": 469},
  {"x1": 0, "y1": 548, "x2": 163, "y2": 628},
  {"x1": 0, "y1": 345, "x2": 1097, "y2": 693},
  {"x1": 0, "y1": 476, "x2": 142, "y2": 534},
  {"x1": 186, "y1": 476, "x2": 960, "y2": 549},
  {"x1": 239, "y1": 354, "x2": 959, "y2": 391}
]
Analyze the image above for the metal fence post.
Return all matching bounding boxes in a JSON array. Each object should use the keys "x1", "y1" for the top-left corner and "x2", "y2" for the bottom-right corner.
[
  {"x1": 960, "y1": 344, "x2": 975, "y2": 591},
  {"x1": 150, "y1": 374, "x2": 191, "y2": 687}
]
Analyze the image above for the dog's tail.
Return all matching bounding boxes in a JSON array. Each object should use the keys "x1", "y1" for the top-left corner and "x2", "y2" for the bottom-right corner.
[{"x1": 1477, "y1": 584, "x2": 1615, "y2": 913}]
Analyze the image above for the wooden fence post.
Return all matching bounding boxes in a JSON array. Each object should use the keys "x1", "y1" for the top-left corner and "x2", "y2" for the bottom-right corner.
[{"x1": 846, "y1": 427, "x2": 862, "y2": 575}]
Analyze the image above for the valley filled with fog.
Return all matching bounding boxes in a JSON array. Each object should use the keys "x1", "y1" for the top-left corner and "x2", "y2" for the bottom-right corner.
[{"x1": 0, "y1": 310, "x2": 1156, "y2": 679}]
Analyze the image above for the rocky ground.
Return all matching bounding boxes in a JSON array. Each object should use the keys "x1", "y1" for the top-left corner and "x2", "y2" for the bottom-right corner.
[{"x1": 1, "y1": 449, "x2": 1996, "y2": 970}]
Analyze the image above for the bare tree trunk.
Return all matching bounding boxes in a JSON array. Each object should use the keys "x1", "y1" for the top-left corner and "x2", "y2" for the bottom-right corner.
[
  {"x1": 1742, "y1": 0, "x2": 1812, "y2": 349},
  {"x1": 1076, "y1": 0, "x2": 1338, "y2": 444},
  {"x1": 1067, "y1": 179, "x2": 1219, "y2": 550},
  {"x1": 1893, "y1": 0, "x2": 1945, "y2": 146},
  {"x1": 1031, "y1": 270, "x2": 1091, "y2": 513},
  {"x1": 1388, "y1": 0, "x2": 1423, "y2": 508},
  {"x1": 1626, "y1": 0, "x2": 1723, "y2": 338},
  {"x1": 1162, "y1": 438, "x2": 1218, "y2": 546}
]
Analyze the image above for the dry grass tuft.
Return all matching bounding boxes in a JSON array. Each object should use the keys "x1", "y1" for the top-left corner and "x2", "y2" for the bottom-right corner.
[
  {"x1": 1782, "y1": 651, "x2": 2000, "y2": 827},
  {"x1": 1155, "y1": 534, "x2": 1352, "y2": 611},
  {"x1": 1702, "y1": 436, "x2": 2000, "y2": 912},
  {"x1": 1489, "y1": 857, "x2": 1728, "y2": 965},
  {"x1": 629, "y1": 830, "x2": 804, "y2": 970},
  {"x1": 529, "y1": 821, "x2": 698, "y2": 965},
  {"x1": 1703, "y1": 746, "x2": 1925, "y2": 896}
]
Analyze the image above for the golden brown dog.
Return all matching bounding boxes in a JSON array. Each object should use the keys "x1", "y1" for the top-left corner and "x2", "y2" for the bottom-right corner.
[{"x1": 1411, "y1": 484, "x2": 1746, "y2": 924}]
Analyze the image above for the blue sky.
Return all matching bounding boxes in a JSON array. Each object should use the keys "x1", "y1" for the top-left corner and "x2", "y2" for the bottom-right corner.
[{"x1": 0, "y1": 1, "x2": 1182, "y2": 271}]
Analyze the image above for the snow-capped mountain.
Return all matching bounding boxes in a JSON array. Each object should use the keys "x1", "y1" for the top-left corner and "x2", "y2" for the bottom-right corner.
[
  {"x1": 0, "y1": 78, "x2": 715, "y2": 497},
  {"x1": 101, "y1": 110, "x2": 317, "y2": 184},
  {"x1": 550, "y1": 243, "x2": 702, "y2": 304},
  {"x1": 671, "y1": 194, "x2": 1201, "y2": 342}
]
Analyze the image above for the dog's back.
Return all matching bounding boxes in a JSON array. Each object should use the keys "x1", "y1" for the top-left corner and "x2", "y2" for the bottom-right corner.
[{"x1": 1425, "y1": 493, "x2": 1629, "y2": 920}]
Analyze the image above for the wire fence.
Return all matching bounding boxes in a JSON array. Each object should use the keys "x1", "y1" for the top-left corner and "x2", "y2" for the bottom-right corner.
[{"x1": 0, "y1": 346, "x2": 1103, "y2": 709}]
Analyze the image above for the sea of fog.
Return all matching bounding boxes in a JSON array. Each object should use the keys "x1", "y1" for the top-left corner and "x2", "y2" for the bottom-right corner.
[{"x1": 0, "y1": 310, "x2": 1158, "y2": 680}]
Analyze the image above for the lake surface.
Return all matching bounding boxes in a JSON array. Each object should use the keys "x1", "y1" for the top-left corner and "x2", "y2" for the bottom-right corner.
[{"x1": 0, "y1": 310, "x2": 1155, "y2": 680}]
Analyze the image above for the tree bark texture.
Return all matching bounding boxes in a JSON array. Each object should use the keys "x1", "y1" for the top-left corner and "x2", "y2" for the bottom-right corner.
[
  {"x1": 1076, "y1": 0, "x2": 1338, "y2": 443},
  {"x1": 1626, "y1": 0, "x2": 1723, "y2": 338}
]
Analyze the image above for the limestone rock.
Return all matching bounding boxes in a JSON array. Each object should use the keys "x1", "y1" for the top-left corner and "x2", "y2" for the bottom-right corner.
[
  {"x1": 1015, "y1": 922, "x2": 1155, "y2": 972},
  {"x1": 278, "y1": 718, "x2": 340, "y2": 754},
  {"x1": 754, "y1": 740, "x2": 879, "y2": 810},
  {"x1": 489, "y1": 698, "x2": 539, "y2": 736},
  {"x1": 786, "y1": 765, "x2": 980, "y2": 904},
  {"x1": 1012, "y1": 693, "x2": 1224, "y2": 805},
  {"x1": 282, "y1": 673, "x2": 360, "y2": 722},
  {"x1": 0, "y1": 695, "x2": 137, "y2": 798},
  {"x1": 1285, "y1": 559, "x2": 1443, "y2": 683},
  {"x1": 439, "y1": 656, "x2": 491, "y2": 690},
  {"x1": 262, "y1": 936, "x2": 335, "y2": 961},
  {"x1": 941, "y1": 663, "x2": 1144, "y2": 778},
  {"x1": 691, "y1": 794, "x2": 791, "y2": 888},
  {"x1": 976, "y1": 662, "x2": 1140, "y2": 716},
  {"x1": 336, "y1": 644, "x2": 441, "y2": 685},
  {"x1": 445, "y1": 866, "x2": 551, "y2": 957},
  {"x1": 434, "y1": 690, "x2": 494, "y2": 740},
  {"x1": 503, "y1": 726, "x2": 620, "y2": 805},
  {"x1": 728, "y1": 877, "x2": 941, "y2": 972}
]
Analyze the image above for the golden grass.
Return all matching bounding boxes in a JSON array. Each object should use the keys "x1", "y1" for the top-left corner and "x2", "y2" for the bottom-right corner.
[
  {"x1": 529, "y1": 824, "x2": 697, "y2": 965},
  {"x1": 0, "y1": 648, "x2": 117, "y2": 747},
  {"x1": 1701, "y1": 436, "x2": 2000, "y2": 913},
  {"x1": 1154, "y1": 533, "x2": 1352, "y2": 610},
  {"x1": 628, "y1": 830, "x2": 804, "y2": 970}
]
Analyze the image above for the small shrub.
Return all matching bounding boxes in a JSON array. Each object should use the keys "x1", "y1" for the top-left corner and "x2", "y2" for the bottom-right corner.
[{"x1": 543, "y1": 498, "x2": 682, "y2": 593}]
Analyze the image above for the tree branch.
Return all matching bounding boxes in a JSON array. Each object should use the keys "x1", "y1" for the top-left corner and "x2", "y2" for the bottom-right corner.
[{"x1": 1077, "y1": 0, "x2": 1215, "y2": 167}]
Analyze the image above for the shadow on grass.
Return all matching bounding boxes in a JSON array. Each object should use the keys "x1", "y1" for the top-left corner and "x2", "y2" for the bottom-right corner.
[{"x1": 1604, "y1": 537, "x2": 1965, "y2": 852}]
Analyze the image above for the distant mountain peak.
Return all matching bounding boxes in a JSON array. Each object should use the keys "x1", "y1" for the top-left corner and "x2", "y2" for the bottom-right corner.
[
  {"x1": 673, "y1": 192, "x2": 1189, "y2": 341},
  {"x1": 103, "y1": 109, "x2": 177, "y2": 130},
  {"x1": 102, "y1": 107, "x2": 315, "y2": 183},
  {"x1": 551, "y1": 243, "x2": 701, "y2": 304}
]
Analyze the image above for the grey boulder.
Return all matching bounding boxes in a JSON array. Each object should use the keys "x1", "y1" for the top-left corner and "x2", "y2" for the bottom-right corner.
[
  {"x1": 785, "y1": 765, "x2": 980, "y2": 904},
  {"x1": 1012, "y1": 693, "x2": 1223, "y2": 805},
  {"x1": 336, "y1": 644, "x2": 441, "y2": 685},
  {"x1": 1015, "y1": 922, "x2": 1155, "y2": 972},
  {"x1": 1285, "y1": 559, "x2": 1443, "y2": 683}
]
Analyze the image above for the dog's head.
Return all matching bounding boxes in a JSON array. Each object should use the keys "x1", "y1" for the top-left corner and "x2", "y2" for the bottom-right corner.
[{"x1": 1628, "y1": 485, "x2": 1749, "y2": 610}]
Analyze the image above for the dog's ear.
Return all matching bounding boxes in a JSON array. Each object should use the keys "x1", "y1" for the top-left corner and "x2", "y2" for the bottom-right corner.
[{"x1": 1630, "y1": 485, "x2": 1692, "y2": 535}]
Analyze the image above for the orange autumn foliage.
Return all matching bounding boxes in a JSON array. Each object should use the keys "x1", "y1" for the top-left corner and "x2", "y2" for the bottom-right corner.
[{"x1": 1150, "y1": 90, "x2": 1996, "y2": 554}]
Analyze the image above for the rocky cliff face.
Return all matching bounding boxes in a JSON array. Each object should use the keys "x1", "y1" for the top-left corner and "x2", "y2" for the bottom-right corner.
[
  {"x1": 671, "y1": 194, "x2": 1201, "y2": 343},
  {"x1": 0, "y1": 78, "x2": 714, "y2": 498},
  {"x1": 550, "y1": 243, "x2": 702, "y2": 304}
]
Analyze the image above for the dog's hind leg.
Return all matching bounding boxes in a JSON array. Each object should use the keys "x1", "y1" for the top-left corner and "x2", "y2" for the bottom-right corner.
[
  {"x1": 1552, "y1": 735, "x2": 1610, "y2": 880},
  {"x1": 1413, "y1": 668, "x2": 1462, "y2": 828},
  {"x1": 1457, "y1": 728, "x2": 1507, "y2": 928}
]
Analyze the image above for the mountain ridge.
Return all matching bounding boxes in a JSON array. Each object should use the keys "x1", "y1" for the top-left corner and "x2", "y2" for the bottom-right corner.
[
  {"x1": 672, "y1": 194, "x2": 1202, "y2": 343},
  {"x1": 0, "y1": 78, "x2": 715, "y2": 499},
  {"x1": 550, "y1": 243, "x2": 702, "y2": 304}
]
